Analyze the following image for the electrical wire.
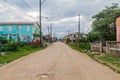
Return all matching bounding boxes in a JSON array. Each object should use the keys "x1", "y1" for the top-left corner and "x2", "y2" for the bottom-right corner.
[
  {"x1": 3, "y1": 0, "x2": 37, "y2": 21},
  {"x1": 22, "y1": 0, "x2": 35, "y2": 11},
  {"x1": 22, "y1": 0, "x2": 46, "y2": 11},
  {"x1": 41, "y1": 0, "x2": 46, "y2": 5},
  {"x1": 3, "y1": 0, "x2": 48, "y2": 34}
]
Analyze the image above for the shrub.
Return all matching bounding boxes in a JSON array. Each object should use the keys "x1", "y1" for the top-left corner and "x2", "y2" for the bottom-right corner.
[
  {"x1": 66, "y1": 38, "x2": 71, "y2": 44},
  {"x1": 18, "y1": 42, "x2": 25, "y2": 47},
  {"x1": 5, "y1": 43, "x2": 19, "y2": 51},
  {"x1": 23, "y1": 46, "x2": 31, "y2": 50},
  {"x1": 79, "y1": 42, "x2": 90, "y2": 50},
  {"x1": 0, "y1": 37, "x2": 7, "y2": 44},
  {"x1": 31, "y1": 45, "x2": 39, "y2": 48}
]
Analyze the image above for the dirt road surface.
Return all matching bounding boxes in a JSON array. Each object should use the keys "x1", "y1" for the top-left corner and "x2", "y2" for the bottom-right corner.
[{"x1": 0, "y1": 42, "x2": 120, "y2": 80}]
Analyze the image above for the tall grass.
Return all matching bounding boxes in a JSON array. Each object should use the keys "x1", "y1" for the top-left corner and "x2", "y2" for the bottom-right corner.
[
  {"x1": 69, "y1": 42, "x2": 90, "y2": 52},
  {"x1": 0, "y1": 45, "x2": 43, "y2": 65}
]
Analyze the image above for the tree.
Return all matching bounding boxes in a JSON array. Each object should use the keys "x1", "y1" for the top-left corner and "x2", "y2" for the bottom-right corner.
[
  {"x1": 66, "y1": 37, "x2": 71, "y2": 44},
  {"x1": 87, "y1": 31, "x2": 100, "y2": 42},
  {"x1": 92, "y1": 3, "x2": 120, "y2": 41},
  {"x1": 0, "y1": 37, "x2": 7, "y2": 44}
]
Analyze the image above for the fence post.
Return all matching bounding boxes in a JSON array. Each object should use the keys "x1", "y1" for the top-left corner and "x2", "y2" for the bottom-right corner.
[
  {"x1": 100, "y1": 41, "x2": 102, "y2": 53},
  {"x1": 106, "y1": 41, "x2": 110, "y2": 54},
  {"x1": 90, "y1": 42, "x2": 93, "y2": 51}
]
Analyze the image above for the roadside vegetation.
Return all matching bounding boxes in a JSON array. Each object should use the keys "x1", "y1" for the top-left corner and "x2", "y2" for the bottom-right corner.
[
  {"x1": 88, "y1": 53, "x2": 120, "y2": 73},
  {"x1": 87, "y1": 3, "x2": 120, "y2": 73},
  {"x1": 0, "y1": 37, "x2": 45, "y2": 66},
  {"x1": 67, "y1": 3, "x2": 120, "y2": 73},
  {"x1": 69, "y1": 42, "x2": 90, "y2": 53},
  {"x1": 87, "y1": 3, "x2": 120, "y2": 42},
  {"x1": 0, "y1": 44, "x2": 44, "y2": 66},
  {"x1": 68, "y1": 43, "x2": 120, "y2": 73}
]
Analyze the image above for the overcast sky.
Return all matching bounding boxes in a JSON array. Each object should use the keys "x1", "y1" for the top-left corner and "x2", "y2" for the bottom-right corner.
[{"x1": 0, "y1": 0, "x2": 120, "y2": 38}]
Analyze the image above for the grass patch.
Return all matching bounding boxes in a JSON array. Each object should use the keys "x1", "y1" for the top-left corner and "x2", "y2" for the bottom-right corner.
[
  {"x1": 0, "y1": 46, "x2": 44, "y2": 66},
  {"x1": 69, "y1": 44, "x2": 85, "y2": 52},
  {"x1": 68, "y1": 43, "x2": 120, "y2": 73},
  {"x1": 68, "y1": 42, "x2": 90, "y2": 53},
  {"x1": 88, "y1": 53, "x2": 120, "y2": 73}
]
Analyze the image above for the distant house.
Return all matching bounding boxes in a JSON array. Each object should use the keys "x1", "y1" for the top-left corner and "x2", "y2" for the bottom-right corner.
[
  {"x1": 0, "y1": 22, "x2": 39, "y2": 43},
  {"x1": 43, "y1": 34, "x2": 51, "y2": 42},
  {"x1": 69, "y1": 32, "x2": 79, "y2": 42},
  {"x1": 63, "y1": 32, "x2": 87, "y2": 43},
  {"x1": 116, "y1": 16, "x2": 120, "y2": 41},
  {"x1": 69, "y1": 32, "x2": 87, "y2": 42}
]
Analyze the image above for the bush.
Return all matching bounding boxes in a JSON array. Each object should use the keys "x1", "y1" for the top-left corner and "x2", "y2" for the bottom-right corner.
[
  {"x1": 0, "y1": 45, "x2": 43, "y2": 65},
  {"x1": 0, "y1": 44, "x2": 18, "y2": 52},
  {"x1": 66, "y1": 38, "x2": 71, "y2": 44},
  {"x1": 0, "y1": 37, "x2": 7, "y2": 44},
  {"x1": 22, "y1": 46, "x2": 32, "y2": 50},
  {"x1": 0, "y1": 42, "x2": 42, "y2": 52},
  {"x1": 31, "y1": 45, "x2": 39, "y2": 48},
  {"x1": 79, "y1": 42, "x2": 90, "y2": 50},
  {"x1": 5, "y1": 43, "x2": 19, "y2": 51},
  {"x1": 18, "y1": 42, "x2": 25, "y2": 47}
]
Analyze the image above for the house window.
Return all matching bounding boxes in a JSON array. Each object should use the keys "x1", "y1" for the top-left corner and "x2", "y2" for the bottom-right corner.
[
  {"x1": 8, "y1": 26, "x2": 12, "y2": 31},
  {"x1": 0, "y1": 26, "x2": 2, "y2": 31},
  {"x1": 17, "y1": 26, "x2": 21, "y2": 30},
  {"x1": 74, "y1": 34, "x2": 76, "y2": 38},
  {"x1": 27, "y1": 26, "x2": 30, "y2": 31}
]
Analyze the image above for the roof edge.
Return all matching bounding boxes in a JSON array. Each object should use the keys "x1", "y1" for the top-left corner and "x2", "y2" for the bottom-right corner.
[{"x1": 0, "y1": 22, "x2": 38, "y2": 25}]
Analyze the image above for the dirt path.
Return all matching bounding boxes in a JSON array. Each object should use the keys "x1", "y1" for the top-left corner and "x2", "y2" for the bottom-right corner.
[{"x1": 0, "y1": 42, "x2": 120, "y2": 80}]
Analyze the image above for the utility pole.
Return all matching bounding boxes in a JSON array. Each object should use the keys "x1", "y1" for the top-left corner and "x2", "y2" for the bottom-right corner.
[
  {"x1": 48, "y1": 26, "x2": 50, "y2": 34},
  {"x1": 50, "y1": 24, "x2": 52, "y2": 43},
  {"x1": 78, "y1": 14, "x2": 80, "y2": 47},
  {"x1": 68, "y1": 30, "x2": 70, "y2": 38},
  {"x1": 39, "y1": 0, "x2": 42, "y2": 47}
]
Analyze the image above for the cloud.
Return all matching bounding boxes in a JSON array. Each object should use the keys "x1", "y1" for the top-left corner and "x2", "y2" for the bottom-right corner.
[
  {"x1": 0, "y1": 0, "x2": 120, "y2": 38},
  {"x1": 47, "y1": 15, "x2": 92, "y2": 35},
  {"x1": 27, "y1": 11, "x2": 39, "y2": 18},
  {"x1": 49, "y1": 15, "x2": 85, "y2": 24}
]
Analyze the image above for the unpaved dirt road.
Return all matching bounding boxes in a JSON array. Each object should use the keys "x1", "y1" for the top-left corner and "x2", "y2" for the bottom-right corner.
[{"x1": 0, "y1": 42, "x2": 120, "y2": 80}]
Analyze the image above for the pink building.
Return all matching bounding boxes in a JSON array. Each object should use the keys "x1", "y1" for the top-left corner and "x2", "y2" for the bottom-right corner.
[{"x1": 116, "y1": 17, "x2": 120, "y2": 41}]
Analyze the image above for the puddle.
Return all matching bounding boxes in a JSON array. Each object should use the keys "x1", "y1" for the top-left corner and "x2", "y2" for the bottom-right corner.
[
  {"x1": 36, "y1": 72, "x2": 54, "y2": 79},
  {"x1": 41, "y1": 73, "x2": 49, "y2": 78}
]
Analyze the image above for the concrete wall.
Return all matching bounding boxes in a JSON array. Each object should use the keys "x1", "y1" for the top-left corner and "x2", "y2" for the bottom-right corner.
[
  {"x1": 106, "y1": 41, "x2": 120, "y2": 57},
  {"x1": 116, "y1": 26, "x2": 120, "y2": 41},
  {"x1": 90, "y1": 41, "x2": 102, "y2": 53},
  {"x1": 116, "y1": 17, "x2": 120, "y2": 41}
]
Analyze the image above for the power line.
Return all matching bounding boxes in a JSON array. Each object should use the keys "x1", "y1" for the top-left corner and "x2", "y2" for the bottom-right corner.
[
  {"x1": 41, "y1": 0, "x2": 47, "y2": 4},
  {"x1": 22, "y1": 0, "x2": 46, "y2": 11},
  {"x1": 22, "y1": 0, "x2": 35, "y2": 11},
  {"x1": 3, "y1": 0, "x2": 37, "y2": 21},
  {"x1": 22, "y1": 0, "x2": 48, "y2": 35},
  {"x1": 4, "y1": 0, "x2": 48, "y2": 37}
]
